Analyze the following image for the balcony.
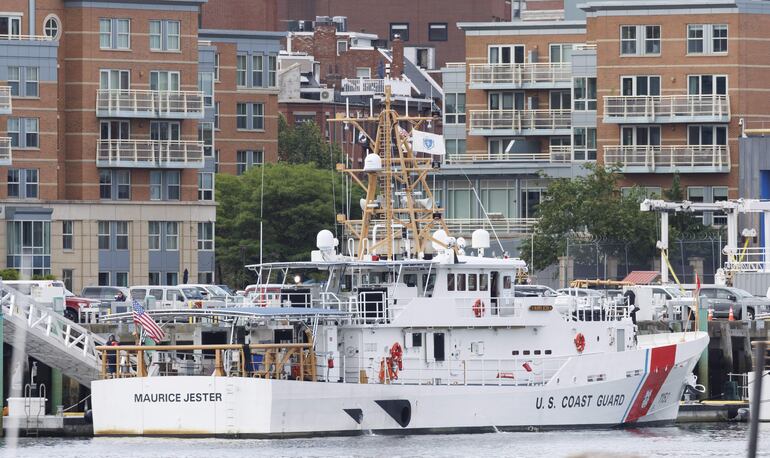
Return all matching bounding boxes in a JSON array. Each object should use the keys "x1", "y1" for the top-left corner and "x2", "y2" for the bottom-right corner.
[
  {"x1": 469, "y1": 63, "x2": 572, "y2": 89},
  {"x1": 603, "y1": 95, "x2": 730, "y2": 124},
  {"x1": 96, "y1": 90, "x2": 205, "y2": 119},
  {"x1": 0, "y1": 137, "x2": 11, "y2": 165},
  {"x1": 603, "y1": 144, "x2": 730, "y2": 173},
  {"x1": 0, "y1": 86, "x2": 11, "y2": 114},
  {"x1": 443, "y1": 217, "x2": 537, "y2": 237},
  {"x1": 96, "y1": 140, "x2": 205, "y2": 169},
  {"x1": 469, "y1": 109, "x2": 571, "y2": 136},
  {"x1": 340, "y1": 77, "x2": 413, "y2": 97},
  {"x1": 444, "y1": 146, "x2": 573, "y2": 165}
]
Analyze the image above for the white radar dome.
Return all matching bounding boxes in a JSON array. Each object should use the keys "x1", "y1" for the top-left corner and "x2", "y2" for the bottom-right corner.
[
  {"x1": 431, "y1": 229, "x2": 449, "y2": 251},
  {"x1": 456, "y1": 237, "x2": 467, "y2": 249},
  {"x1": 363, "y1": 153, "x2": 383, "y2": 172},
  {"x1": 316, "y1": 230, "x2": 338, "y2": 251},
  {"x1": 472, "y1": 229, "x2": 490, "y2": 249}
]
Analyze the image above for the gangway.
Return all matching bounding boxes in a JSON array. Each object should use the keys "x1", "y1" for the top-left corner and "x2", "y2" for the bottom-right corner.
[{"x1": 1, "y1": 283, "x2": 103, "y2": 386}]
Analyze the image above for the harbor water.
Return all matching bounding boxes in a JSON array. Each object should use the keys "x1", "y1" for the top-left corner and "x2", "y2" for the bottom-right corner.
[{"x1": 1, "y1": 423, "x2": 766, "y2": 457}]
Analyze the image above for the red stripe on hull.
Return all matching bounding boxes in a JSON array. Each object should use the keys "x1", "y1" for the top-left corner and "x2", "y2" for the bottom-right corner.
[{"x1": 624, "y1": 344, "x2": 677, "y2": 423}]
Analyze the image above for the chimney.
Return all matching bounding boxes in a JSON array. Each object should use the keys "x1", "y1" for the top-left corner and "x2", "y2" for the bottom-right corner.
[{"x1": 391, "y1": 35, "x2": 404, "y2": 78}]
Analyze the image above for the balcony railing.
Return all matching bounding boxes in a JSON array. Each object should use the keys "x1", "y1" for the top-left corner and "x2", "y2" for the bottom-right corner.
[
  {"x1": 96, "y1": 89, "x2": 205, "y2": 119},
  {"x1": 0, "y1": 137, "x2": 11, "y2": 166},
  {"x1": 603, "y1": 95, "x2": 730, "y2": 123},
  {"x1": 340, "y1": 77, "x2": 413, "y2": 97},
  {"x1": 603, "y1": 144, "x2": 730, "y2": 173},
  {"x1": 443, "y1": 217, "x2": 538, "y2": 236},
  {"x1": 0, "y1": 34, "x2": 54, "y2": 42},
  {"x1": 96, "y1": 140, "x2": 205, "y2": 168},
  {"x1": 0, "y1": 86, "x2": 11, "y2": 114},
  {"x1": 469, "y1": 63, "x2": 572, "y2": 87},
  {"x1": 469, "y1": 109, "x2": 572, "y2": 135},
  {"x1": 443, "y1": 146, "x2": 573, "y2": 164}
]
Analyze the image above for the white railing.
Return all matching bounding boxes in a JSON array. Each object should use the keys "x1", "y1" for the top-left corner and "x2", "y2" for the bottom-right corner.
[
  {"x1": 469, "y1": 109, "x2": 572, "y2": 133},
  {"x1": 97, "y1": 139, "x2": 205, "y2": 168},
  {"x1": 724, "y1": 247, "x2": 769, "y2": 272},
  {"x1": 444, "y1": 146, "x2": 573, "y2": 164},
  {"x1": 96, "y1": 89, "x2": 205, "y2": 118},
  {"x1": 603, "y1": 95, "x2": 730, "y2": 121},
  {"x1": 443, "y1": 217, "x2": 538, "y2": 235},
  {"x1": 0, "y1": 34, "x2": 54, "y2": 42},
  {"x1": 0, "y1": 137, "x2": 11, "y2": 165},
  {"x1": 549, "y1": 145, "x2": 573, "y2": 163},
  {"x1": 469, "y1": 63, "x2": 571, "y2": 86},
  {"x1": 340, "y1": 77, "x2": 413, "y2": 97},
  {"x1": 0, "y1": 86, "x2": 11, "y2": 113},
  {"x1": 603, "y1": 145, "x2": 729, "y2": 170}
]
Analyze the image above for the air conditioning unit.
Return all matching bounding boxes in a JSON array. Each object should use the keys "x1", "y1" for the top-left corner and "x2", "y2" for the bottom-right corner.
[{"x1": 320, "y1": 89, "x2": 334, "y2": 102}]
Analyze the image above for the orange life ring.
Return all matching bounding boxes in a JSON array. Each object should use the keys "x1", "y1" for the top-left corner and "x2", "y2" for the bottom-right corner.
[
  {"x1": 380, "y1": 342, "x2": 404, "y2": 383},
  {"x1": 574, "y1": 333, "x2": 586, "y2": 353},
  {"x1": 472, "y1": 299, "x2": 485, "y2": 318}
]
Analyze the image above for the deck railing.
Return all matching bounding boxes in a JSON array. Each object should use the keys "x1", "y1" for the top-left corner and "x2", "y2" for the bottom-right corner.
[
  {"x1": 603, "y1": 95, "x2": 730, "y2": 121},
  {"x1": 469, "y1": 109, "x2": 572, "y2": 133},
  {"x1": 96, "y1": 89, "x2": 205, "y2": 118},
  {"x1": 96, "y1": 139, "x2": 205, "y2": 168},
  {"x1": 469, "y1": 63, "x2": 571, "y2": 86},
  {"x1": 443, "y1": 217, "x2": 538, "y2": 235},
  {"x1": 603, "y1": 144, "x2": 729, "y2": 171}
]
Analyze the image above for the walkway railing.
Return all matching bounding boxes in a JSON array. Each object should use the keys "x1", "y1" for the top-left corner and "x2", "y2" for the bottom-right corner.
[
  {"x1": 96, "y1": 139, "x2": 205, "y2": 168},
  {"x1": 443, "y1": 217, "x2": 538, "y2": 235},
  {"x1": 469, "y1": 62, "x2": 571, "y2": 86},
  {"x1": 603, "y1": 95, "x2": 730, "y2": 121},
  {"x1": 96, "y1": 89, "x2": 205, "y2": 119},
  {"x1": 469, "y1": 109, "x2": 572, "y2": 133},
  {"x1": 603, "y1": 144, "x2": 729, "y2": 171}
]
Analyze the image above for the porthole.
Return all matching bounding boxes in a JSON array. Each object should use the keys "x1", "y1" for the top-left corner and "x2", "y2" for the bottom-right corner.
[{"x1": 43, "y1": 14, "x2": 61, "y2": 40}]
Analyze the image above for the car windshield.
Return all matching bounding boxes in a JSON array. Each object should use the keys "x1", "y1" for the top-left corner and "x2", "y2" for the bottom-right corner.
[
  {"x1": 663, "y1": 287, "x2": 685, "y2": 298},
  {"x1": 206, "y1": 285, "x2": 228, "y2": 296},
  {"x1": 218, "y1": 285, "x2": 235, "y2": 295},
  {"x1": 733, "y1": 288, "x2": 754, "y2": 298},
  {"x1": 180, "y1": 287, "x2": 204, "y2": 299}
]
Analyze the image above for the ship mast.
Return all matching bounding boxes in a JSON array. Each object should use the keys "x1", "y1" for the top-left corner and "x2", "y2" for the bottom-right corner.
[{"x1": 330, "y1": 86, "x2": 450, "y2": 260}]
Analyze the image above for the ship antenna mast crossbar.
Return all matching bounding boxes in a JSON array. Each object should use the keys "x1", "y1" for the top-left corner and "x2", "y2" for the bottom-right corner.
[{"x1": 329, "y1": 86, "x2": 450, "y2": 260}]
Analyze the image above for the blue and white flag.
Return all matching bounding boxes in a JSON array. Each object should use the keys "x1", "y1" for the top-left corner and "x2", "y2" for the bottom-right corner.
[{"x1": 411, "y1": 130, "x2": 446, "y2": 155}]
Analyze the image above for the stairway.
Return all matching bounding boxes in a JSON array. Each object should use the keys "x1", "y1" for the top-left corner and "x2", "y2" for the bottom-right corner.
[{"x1": 1, "y1": 284, "x2": 103, "y2": 386}]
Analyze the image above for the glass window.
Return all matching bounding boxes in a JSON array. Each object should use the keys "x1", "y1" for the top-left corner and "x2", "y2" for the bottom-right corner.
[
  {"x1": 573, "y1": 127, "x2": 597, "y2": 161},
  {"x1": 7, "y1": 118, "x2": 19, "y2": 147},
  {"x1": 337, "y1": 40, "x2": 348, "y2": 54},
  {"x1": 7, "y1": 169, "x2": 19, "y2": 198},
  {"x1": 214, "y1": 102, "x2": 220, "y2": 129},
  {"x1": 573, "y1": 77, "x2": 597, "y2": 111},
  {"x1": 116, "y1": 170, "x2": 130, "y2": 200},
  {"x1": 98, "y1": 221, "x2": 110, "y2": 250},
  {"x1": 166, "y1": 20, "x2": 180, "y2": 51},
  {"x1": 167, "y1": 171, "x2": 180, "y2": 200},
  {"x1": 25, "y1": 169, "x2": 38, "y2": 198},
  {"x1": 198, "y1": 222, "x2": 214, "y2": 250},
  {"x1": 688, "y1": 25, "x2": 704, "y2": 54},
  {"x1": 24, "y1": 67, "x2": 39, "y2": 97},
  {"x1": 457, "y1": 273, "x2": 466, "y2": 291},
  {"x1": 389, "y1": 23, "x2": 409, "y2": 41},
  {"x1": 644, "y1": 25, "x2": 660, "y2": 54},
  {"x1": 98, "y1": 272, "x2": 109, "y2": 286},
  {"x1": 549, "y1": 43, "x2": 573, "y2": 63},
  {"x1": 166, "y1": 272, "x2": 178, "y2": 286},
  {"x1": 25, "y1": 118, "x2": 39, "y2": 148},
  {"x1": 148, "y1": 221, "x2": 161, "y2": 250},
  {"x1": 468, "y1": 274, "x2": 477, "y2": 291},
  {"x1": 115, "y1": 272, "x2": 128, "y2": 287},
  {"x1": 713, "y1": 187, "x2": 729, "y2": 225},
  {"x1": 444, "y1": 93, "x2": 466, "y2": 124},
  {"x1": 198, "y1": 72, "x2": 214, "y2": 107},
  {"x1": 165, "y1": 222, "x2": 179, "y2": 250},
  {"x1": 62, "y1": 269, "x2": 73, "y2": 291},
  {"x1": 198, "y1": 122, "x2": 214, "y2": 157},
  {"x1": 62, "y1": 221, "x2": 73, "y2": 250},
  {"x1": 268, "y1": 55, "x2": 277, "y2": 87},
  {"x1": 713, "y1": 24, "x2": 728, "y2": 53},
  {"x1": 115, "y1": 19, "x2": 130, "y2": 49},
  {"x1": 236, "y1": 55, "x2": 247, "y2": 86},
  {"x1": 428, "y1": 23, "x2": 448, "y2": 41},
  {"x1": 198, "y1": 172, "x2": 214, "y2": 201},
  {"x1": 479, "y1": 274, "x2": 488, "y2": 291},
  {"x1": 99, "y1": 169, "x2": 112, "y2": 199},
  {"x1": 251, "y1": 103, "x2": 264, "y2": 130},
  {"x1": 149, "y1": 20, "x2": 177, "y2": 51},
  {"x1": 447, "y1": 273, "x2": 455, "y2": 291},
  {"x1": 8, "y1": 66, "x2": 19, "y2": 96},
  {"x1": 150, "y1": 170, "x2": 162, "y2": 200},
  {"x1": 148, "y1": 273, "x2": 161, "y2": 286},
  {"x1": 43, "y1": 16, "x2": 60, "y2": 40},
  {"x1": 214, "y1": 53, "x2": 220, "y2": 81},
  {"x1": 236, "y1": 103, "x2": 247, "y2": 129},
  {"x1": 620, "y1": 25, "x2": 637, "y2": 55},
  {"x1": 115, "y1": 221, "x2": 129, "y2": 250},
  {"x1": 99, "y1": 18, "x2": 111, "y2": 48},
  {"x1": 252, "y1": 54, "x2": 263, "y2": 87}
]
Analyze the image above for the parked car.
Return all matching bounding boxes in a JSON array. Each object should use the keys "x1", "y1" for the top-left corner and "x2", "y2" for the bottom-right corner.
[
  {"x1": 129, "y1": 285, "x2": 205, "y2": 309},
  {"x1": 698, "y1": 286, "x2": 770, "y2": 320},
  {"x1": 81, "y1": 286, "x2": 130, "y2": 302},
  {"x1": 217, "y1": 284, "x2": 236, "y2": 296},
  {"x1": 4, "y1": 280, "x2": 99, "y2": 322}
]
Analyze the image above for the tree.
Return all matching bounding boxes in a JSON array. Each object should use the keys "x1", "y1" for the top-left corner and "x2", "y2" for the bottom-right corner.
[
  {"x1": 277, "y1": 115, "x2": 342, "y2": 169},
  {"x1": 215, "y1": 162, "x2": 356, "y2": 288}
]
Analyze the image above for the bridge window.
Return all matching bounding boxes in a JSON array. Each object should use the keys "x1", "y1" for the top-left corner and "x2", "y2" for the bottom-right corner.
[
  {"x1": 480, "y1": 274, "x2": 489, "y2": 291},
  {"x1": 447, "y1": 273, "x2": 455, "y2": 291},
  {"x1": 457, "y1": 274, "x2": 466, "y2": 291},
  {"x1": 468, "y1": 274, "x2": 477, "y2": 291}
]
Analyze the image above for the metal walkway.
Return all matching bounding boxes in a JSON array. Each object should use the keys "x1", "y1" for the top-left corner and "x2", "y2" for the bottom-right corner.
[{"x1": 1, "y1": 284, "x2": 103, "y2": 386}]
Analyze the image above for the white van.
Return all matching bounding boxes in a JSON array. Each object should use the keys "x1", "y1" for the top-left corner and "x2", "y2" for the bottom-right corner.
[{"x1": 129, "y1": 285, "x2": 206, "y2": 309}]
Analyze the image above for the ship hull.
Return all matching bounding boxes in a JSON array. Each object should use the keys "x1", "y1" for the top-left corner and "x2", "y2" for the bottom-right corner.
[{"x1": 92, "y1": 332, "x2": 707, "y2": 437}]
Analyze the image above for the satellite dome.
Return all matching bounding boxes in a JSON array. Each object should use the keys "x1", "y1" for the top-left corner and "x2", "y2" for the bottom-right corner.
[
  {"x1": 316, "y1": 230, "x2": 337, "y2": 251},
  {"x1": 431, "y1": 229, "x2": 448, "y2": 251},
  {"x1": 363, "y1": 153, "x2": 383, "y2": 172},
  {"x1": 472, "y1": 229, "x2": 490, "y2": 249}
]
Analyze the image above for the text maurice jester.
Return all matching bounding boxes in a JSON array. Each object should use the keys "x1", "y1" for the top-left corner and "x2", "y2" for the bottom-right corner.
[{"x1": 133, "y1": 392, "x2": 223, "y2": 403}]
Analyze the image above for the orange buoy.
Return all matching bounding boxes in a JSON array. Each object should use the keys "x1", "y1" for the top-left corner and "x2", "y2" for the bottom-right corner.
[{"x1": 574, "y1": 333, "x2": 586, "y2": 353}]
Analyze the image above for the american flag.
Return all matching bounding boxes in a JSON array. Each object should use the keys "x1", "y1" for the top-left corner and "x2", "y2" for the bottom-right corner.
[{"x1": 132, "y1": 300, "x2": 165, "y2": 343}]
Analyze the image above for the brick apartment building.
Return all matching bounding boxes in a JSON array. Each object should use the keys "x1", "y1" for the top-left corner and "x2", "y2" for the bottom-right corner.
[
  {"x1": 278, "y1": 0, "x2": 512, "y2": 69},
  {"x1": 0, "y1": 0, "x2": 283, "y2": 291},
  {"x1": 441, "y1": 0, "x2": 765, "y2": 249}
]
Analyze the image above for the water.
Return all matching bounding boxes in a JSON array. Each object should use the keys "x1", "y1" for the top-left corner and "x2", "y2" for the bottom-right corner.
[{"x1": 1, "y1": 423, "x2": 766, "y2": 457}]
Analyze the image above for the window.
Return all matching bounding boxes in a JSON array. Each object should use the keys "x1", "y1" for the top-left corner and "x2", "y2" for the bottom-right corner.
[
  {"x1": 165, "y1": 222, "x2": 179, "y2": 250},
  {"x1": 445, "y1": 139, "x2": 466, "y2": 158},
  {"x1": 199, "y1": 122, "x2": 214, "y2": 157},
  {"x1": 251, "y1": 103, "x2": 264, "y2": 130},
  {"x1": 0, "y1": 16, "x2": 21, "y2": 37},
  {"x1": 268, "y1": 55, "x2": 277, "y2": 87},
  {"x1": 445, "y1": 93, "x2": 466, "y2": 124},
  {"x1": 167, "y1": 171, "x2": 180, "y2": 200},
  {"x1": 214, "y1": 53, "x2": 220, "y2": 81},
  {"x1": 236, "y1": 103, "x2": 247, "y2": 129},
  {"x1": 549, "y1": 43, "x2": 573, "y2": 63},
  {"x1": 115, "y1": 272, "x2": 128, "y2": 287},
  {"x1": 198, "y1": 72, "x2": 214, "y2": 107},
  {"x1": 621, "y1": 25, "x2": 660, "y2": 56},
  {"x1": 115, "y1": 221, "x2": 129, "y2": 250},
  {"x1": 7, "y1": 118, "x2": 39, "y2": 148},
  {"x1": 488, "y1": 91, "x2": 525, "y2": 111},
  {"x1": 166, "y1": 272, "x2": 178, "y2": 286},
  {"x1": 150, "y1": 171, "x2": 162, "y2": 200},
  {"x1": 688, "y1": 125, "x2": 727, "y2": 146},
  {"x1": 713, "y1": 187, "x2": 729, "y2": 225},
  {"x1": 337, "y1": 40, "x2": 348, "y2": 55},
  {"x1": 98, "y1": 272, "x2": 110, "y2": 286},
  {"x1": 100, "y1": 69, "x2": 130, "y2": 91},
  {"x1": 236, "y1": 55, "x2": 247, "y2": 87},
  {"x1": 429, "y1": 23, "x2": 448, "y2": 41},
  {"x1": 7, "y1": 220, "x2": 51, "y2": 277},
  {"x1": 150, "y1": 71, "x2": 179, "y2": 91},
  {"x1": 688, "y1": 24, "x2": 728, "y2": 55},
  {"x1": 214, "y1": 103, "x2": 220, "y2": 129},
  {"x1": 98, "y1": 221, "x2": 111, "y2": 250},
  {"x1": 198, "y1": 222, "x2": 214, "y2": 250},
  {"x1": 251, "y1": 54, "x2": 263, "y2": 87},
  {"x1": 355, "y1": 67, "x2": 371, "y2": 78},
  {"x1": 550, "y1": 90, "x2": 571, "y2": 110},
  {"x1": 237, "y1": 103, "x2": 264, "y2": 130},
  {"x1": 99, "y1": 18, "x2": 130, "y2": 50},
  {"x1": 447, "y1": 273, "x2": 455, "y2": 291},
  {"x1": 62, "y1": 269, "x2": 73, "y2": 292},
  {"x1": 622, "y1": 126, "x2": 661, "y2": 147},
  {"x1": 688, "y1": 75, "x2": 727, "y2": 95},
  {"x1": 43, "y1": 15, "x2": 61, "y2": 40},
  {"x1": 99, "y1": 169, "x2": 112, "y2": 199},
  {"x1": 7, "y1": 169, "x2": 38, "y2": 199},
  {"x1": 573, "y1": 77, "x2": 596, "y2": 110},
  {"x1": 148, "y1": 272, "x2": 161, "y2": 285},
  {"x1": 8, "y1": 67, "x2": 19, "y2": 96},
  {"x1": 116, "y1": 170, "x2": 130, "y2": 200},
  {"x1": 488, "y1": 45, "x2": 525, "y2": 64},
  {"x1": 236, "y1": 150, "x2": 263, "y2": 175},
  {"x1": 621, "y1": 75, "x2": 661, "y2": 96},
  {"x1": 25, "y1": 67, "x2": 39, "y2": 97},
  {"x1": 62, "y1": 221, "x2": 73, "y2": 250},
  {"x1": 148, "y1": 222, "x2": 161, "y2": 250},
  {"x1": 149, "y1": 20, "x2": 180, "y2": 51},
  {"x1": 390, "y1": 23, "x2": 409, "y2": 41},
  {"x1": 198, "y1": 172, "x2": 214, "y2": 201},
  {"x1": 573, "y1": 127, "x2": 597, "y2": 161},
  {"x1": 7, "y1": 66, "x2": 38, "y2": 97},
  {"x1": 150, "y1": 121, "x2": 180, "y2": 140},
  {"x1": 198, "y1": 272, "x2": 214, "y2": 284}
]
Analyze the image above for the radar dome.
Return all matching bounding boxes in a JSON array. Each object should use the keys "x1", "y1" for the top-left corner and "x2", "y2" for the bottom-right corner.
[
  {"x1": 456, "y1": 237, "x2": 467, "y2": 249},
  {"x1": 472, "y1": 229, "x2": 490, "y2": 249},
  {"x1": 316, "y1": 230, "x2": 337, "y2": 251},
  {"x1": 363, "y1": 153, "x2": 383, "y2": 172},
  {"x1": 431, "y1": 229, "x2": 448, "y2": 251}
]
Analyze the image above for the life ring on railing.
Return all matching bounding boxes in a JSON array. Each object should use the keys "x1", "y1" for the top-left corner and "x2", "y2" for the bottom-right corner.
[
  {"x1": 390, "y1": 342, "x2": 403, "y2": 371},
  {"x1": 574, "y1": 333, "x2": 586, "y2": 353},
  {"x1": 472, "y1": 299, "x2": 485, "y2": 318},
  {"x1": 379, "y1": 342, "x2": 404, "y2": 383}
]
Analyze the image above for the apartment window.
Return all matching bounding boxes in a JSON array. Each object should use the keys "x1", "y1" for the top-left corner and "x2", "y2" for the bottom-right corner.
[
  {"x1": 115, "y1": 272, "x2": 128, "y2": 287},
  {"x1": 116, "y1": 170, "x2": 130, "y2": 200},
  {"x1": 198, "y1": 272, "x2": 214, "y2": 283},
  {"x1": 99, "y1": 18, "x2": 130, "y2": 50},
  {"x1": 150, "y1": 71, "x2": 180, "y2": 91},
  {"x1": 688, "y1": 125, "x2": 727, "y2": 146},
  {"x1": 445, "y1": 93, "x2": 466, "y2": 124},
  {"x1": 488, "y1": 45, "x2": 525, "y2": 64},
  {"x1": 0, "y1": 16, "x2": 21, "y2": 37},
  {"x1": 445, "y1": 139, "x2": 466, "y2": 158},
  {"x1": 549, "y1": 43, "x2": 573, "y2": 63},
  {"x1": 115, "y1": 221, "x2": 129, "y2": 250},
  {"x1": 688, "y1": 75, "x2": 727, "y2": 95},
  {"x1": 198, "y1": 122, "x2": 214, "y2": 157},
  {"x1": 62, "y1": 269, "x2": 73, "y2": 291},
  {"x1": 198, "y1": 72, "x2": 214, "y2": 107},
  {"x1": 236, "y1": 55, "x2": 247, "y2": 86},
  {"x1": 573, "y1": 127, "x2": 597, "y2": 161},
  {"x1": 149, "y1": 20, "x2": 180, "y2": 51},
  {"x1": 236, "y1": 103, "x2": 247, "y2": 129},
  {"x1": 8, "y1": 67, "x2": 38, "y2": 98},
  {"x1": 214, "y1": 53, "x2": 220, "y2": 81},
  {"x1": 98, "y1": 221, "x2": 111, "y2": 250},
  {"x1": 252, "y1": 55, "x2": 263, "y2": 86},
  {"x1": 550, "y1": 90, "x2": 571, "y2": 110},
  {"x1": 99, "y1": 169, "x2": 129, "y2": 200},
  {"x1": 148, "y1": 272, "x2": 161, "y2": 285},
  {"x1": 214, "y1": 150, "x2": 220, "y2": 173},
  {"x1": 488, "y1": 91, "x2": 525, "y2": 111},
  {"x1": 99, "y1": 169, "x2": 112, "y2": 199},
  {"x1": 236, "y1": 103, "x2": 264, "y2": 130},
  {"x1": 236, "y1": 150, "x2": 263, "y2": 175},
  {"x1": 165, "y1": 222, "x2": 179, "y2": 250},
  {"x1": 356, "y1": 67, "x2": 371, "y2": 78},
  {"x1": 7, "y1": 169, "x2": 38, "y2": 199},
  {"x1": 7, "y1": 220, "x2": 51, "y2": 277},
  {"x1": 100, "y1": 69, "x2": 130, "y2": 90},
  {"x1": 621, "y1": 25, "x2": 660, "y2": 56},
  {"x1": 390, "y1": 23, "x2": 409, "y2": 41},
  {"x1": 98, "y1": 272, "x2": 109, "y2": 286},
  {"x1": 62, "y1": 221, "x2": 73, "y2": 250},
  {"x1": 688, "y1": 24, "x2": 728, "y2": 55},
  {"x1": 166, "y1": 272, "x2": 178, "y2": 286},
  {"x1": 573, "y1": 77, "x2": 597, "y2": 110},
  {"x1": 429, "y1": 23, "x2": 448, "y2": 41},
  {"x1": 7, "y1": 118, "x2": 39, "y2": 148},
  {"x1": 7, "y1": 67, "x2": 19, "y2": 96},
  {"x1": 43, "y1": 15, "x2": 61, "y2": 40},
  {"x1": 148, "y1": 221, "x2": 161, "y2": 250},
  {"x1": 167, "y1": 171, "x2": 180, "y2": 200},
  {"x1": 198, "y1": 172, "x2": 214, "y2": 201},
  {"x1": 150, "y1": 171, "x2": 162, "y2": 200},
  {"x1": 214, "y1": 103, "x2": 220, "y2": 129},
  {"x1": 268, "y1": 55, "x2": 277, "y2": 87},
  {"x1": 198, "y1": 222, "x2": 214, "y2": 250},
  {"x1": 687, "y1": 187, "x2": 706, "y2": 222},
  {"x1": 337, "y1": 40, "x2": 348, "y2": 55},
  {"x1": 622, "y1": 126, "x2": 661, "y2": 149},
  {"x1": 22, "y1": 67, "x2": 38, "y2": 97},
  {"x1": 713, "y1": 187, "x2": 729, "y2": 225},
  {"x1": 621, "y1": 75, "x2": 660, "y2": 96}
]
